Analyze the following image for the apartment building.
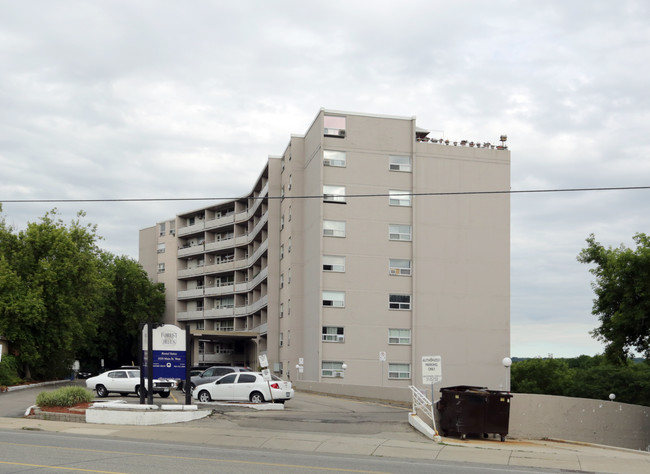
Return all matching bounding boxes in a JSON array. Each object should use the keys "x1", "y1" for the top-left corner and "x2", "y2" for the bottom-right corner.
[{"x1": 139, "y1": 109, "x2": 511, "y2": 391}]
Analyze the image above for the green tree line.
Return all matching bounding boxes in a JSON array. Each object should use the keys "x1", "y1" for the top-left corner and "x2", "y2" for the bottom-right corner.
[
  {"x1": 0, "y1": 207, "x2": 164, "y2": 384},
  {"x1": 511, "y1": 355, "x2": 650, "y2": 406}
]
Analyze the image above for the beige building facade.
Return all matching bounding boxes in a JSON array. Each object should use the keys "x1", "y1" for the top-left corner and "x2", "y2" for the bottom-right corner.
[{"x1": 139, "y1": 109, "x2": 511, "y2": 391}]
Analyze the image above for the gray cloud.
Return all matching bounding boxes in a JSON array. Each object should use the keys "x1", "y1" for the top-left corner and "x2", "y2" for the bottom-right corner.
[{"x1": 2, "y1": 0, "x2": 649, "y2": 357}]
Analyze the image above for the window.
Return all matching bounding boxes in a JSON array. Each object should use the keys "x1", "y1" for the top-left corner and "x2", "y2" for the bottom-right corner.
[
  {"x1": 323, "y1": 150, "x2": 346, "y2": 167},
  {"x1": 188, "y1": 216, "x2": 195, "y2": 226},
  {"x1": 389, "y1": 224, "x2": 412, "y2": 241},
  {"x1": 196, "y1": 300, "x2": 204, "y2": 311},
  {"x1": 324, "y1": 115, "x2": 346, "y2": 138},
  {"x1": 288, "y1": 237, "x2": 292, "y2": 253},
  {"x1": 238, "y1": 374, "x2": 257, "y2": 384},
  {"x1": 287, "y1": 299, "x2": 291, "y2": 315},
  {"x1": 323, "y1": 185, "x2": 346, "y2": 203},
  {"x1": 280, "y1": 303, "x2": 284, "y2": 318},
  {"x1": 214, "y1": 320, "x2": 234, "y2": 331},
  {"x1": 322, "y1": 361, "x2": 345, "y2": 377},
  {"x1": 157, "y1": 242, "x2": 166, "y2": 253},
  {"x1": 279, "y1": 332, "x2": 283, "y2": 347},
  {"x1": 389, "y1": 294, "x2": 411, "y2": 310},
  {"x1": 323, "y1": 255, "x2": 345, "y2": 272},
  {"x1": 389, "y1": 328, "x2": 411, "y2": 345},
  {"x1": 389, "y1": 259, "x2": 412, "y2": 276},
  {"x1": 322, "y1": 291, "x2": 345, "y2": 307},
  {"x1": 389, "y1": 190, "x2": 411, "y2": 207},
  {"x1": 322, "y1": 326, "x2": 345, "y2": 342},
  {"x1": 280, "y1": 244, "x2": 284, "y2": 260},
  {"x1": 323, "y1": 220, "x2": 346, "y2": 237},
  {"x1": 388, "y1": 363, "x2": 411, "y2": 379},
  {"x1": 215, "y1": 296, "x2": 234, "y2": 309},
  {"x1": 157, "y1": 263, "x2": 165, "y2": 273},
  {"x1": 389, "y1": 155, "x2": 412, "y2": 172},
  {"x1": 280, "y1": 214, "x2": 284, "y2": 230},
  {"x1": 281, "y1": 185, "x2": 285, "y2": 199},
  {"x1": 196, "y1": 320, "x2": 204, "y2": 330},
  {"x1": 280, "y1": 273, "x2": 284, "y2": 288},
  {"x1": 159, "y1": 222, "x2": 166, "y2": 236}
]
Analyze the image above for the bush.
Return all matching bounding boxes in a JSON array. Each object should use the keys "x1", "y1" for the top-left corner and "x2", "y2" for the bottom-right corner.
[
  {"x1": 0, "y1": 354, "x2": 22, "y2": 386},
  {"x1": 36, "y1": 386, "x2": 94, "y2": 407}
]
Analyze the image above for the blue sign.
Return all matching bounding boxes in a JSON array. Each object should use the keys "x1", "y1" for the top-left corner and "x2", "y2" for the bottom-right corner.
[
  {"x1": 142, "y1": 324, "x2": 187, "y2": 379},
  {"x1": 152, "y1": 350, "x2": 186, "y2": 379}
]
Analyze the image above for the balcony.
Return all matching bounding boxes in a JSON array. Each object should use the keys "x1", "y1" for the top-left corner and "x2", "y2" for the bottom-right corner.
[
  {"x1": 177, "y1": 287, "x2": 205, "y2": 299},
  {"x1": 204, "y1": 306, "x2": 236, "y2": 318},
  {"x1": 204, "y1": 213, "x2": 235, "y2": 231},
  {"x1": 177, "y1": 310, "x2": 204, "y2": 321},
  {"x1": 204, "y1": 283, "x2": 235, "y2": 296},
  {"x1": 178, "y1": 243, "x2": 205, "y2": 258},
  {"x1": 177, "y1": 221, "x2": 205, "y2": 237}
]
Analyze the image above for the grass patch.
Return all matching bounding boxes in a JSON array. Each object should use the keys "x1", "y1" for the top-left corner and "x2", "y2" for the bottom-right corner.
[{"x1": 36, "y1": 386, "x2": 94, "y2": 408}]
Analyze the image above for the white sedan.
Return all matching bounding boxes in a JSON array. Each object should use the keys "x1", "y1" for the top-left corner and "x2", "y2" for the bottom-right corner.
[
  {"x1": 193, "y1": 372, "x2": 294, "y2": 404},
  {"x1": 85, "y1": 369, "x2": 174, "y2": 398}
]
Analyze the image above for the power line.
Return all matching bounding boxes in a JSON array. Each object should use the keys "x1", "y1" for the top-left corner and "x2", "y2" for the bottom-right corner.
[{"x1": 1, "y1": 185, "x2": 649, "y2": 204}]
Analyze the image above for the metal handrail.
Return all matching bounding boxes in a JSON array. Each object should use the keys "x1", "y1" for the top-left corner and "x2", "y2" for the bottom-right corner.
[{"x1": 408, "y1": 385, "x2": 438, "y2": 435}]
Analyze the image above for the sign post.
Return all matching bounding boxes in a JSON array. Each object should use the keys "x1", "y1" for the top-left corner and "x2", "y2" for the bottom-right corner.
[
  {"x1": 422, "y1": 355, "x2": 442, "y2": 400},
  {"x1": 258, "y1": 354, "x2": 273, "y2": 403},
  {"x1": 141, "y1": 323, "x2": 187, "y2": 404}
]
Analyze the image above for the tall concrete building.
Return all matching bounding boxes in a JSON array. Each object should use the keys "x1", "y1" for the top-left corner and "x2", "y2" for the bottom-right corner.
[{"x1": 139, "y1": 109, "x2": 511, "y2": 391}]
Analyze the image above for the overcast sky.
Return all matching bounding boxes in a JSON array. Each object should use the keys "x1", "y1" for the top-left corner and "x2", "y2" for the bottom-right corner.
[{"x1": 2, "y1": 1, "x2": 649, "y2": 358}]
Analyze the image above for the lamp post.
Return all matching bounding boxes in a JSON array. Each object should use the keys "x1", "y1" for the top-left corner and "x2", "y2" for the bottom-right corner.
[
  {"x1": 502, "y1": 357, "x2": 512, "y2": 392},
  {"x1": 609, "y1": 393, "x2": 616, "y2": 402}
]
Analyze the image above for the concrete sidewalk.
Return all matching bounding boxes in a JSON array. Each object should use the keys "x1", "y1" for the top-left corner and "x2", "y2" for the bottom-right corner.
[{"x1": 1, "y1": 415, "x2": 648, "y2": 473}]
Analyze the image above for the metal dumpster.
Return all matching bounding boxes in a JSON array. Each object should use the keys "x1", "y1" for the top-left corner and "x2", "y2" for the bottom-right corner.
[{"x1": 436, "y1": 385, "x2": 512, "y2": 441}]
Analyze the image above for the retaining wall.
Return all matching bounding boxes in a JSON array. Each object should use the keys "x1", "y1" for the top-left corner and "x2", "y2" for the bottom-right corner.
[{"x1": 294, "y1": 381, "x2": 650, "y2": 450}]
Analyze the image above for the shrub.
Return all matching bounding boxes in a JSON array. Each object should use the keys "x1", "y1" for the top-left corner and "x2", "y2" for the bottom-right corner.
[
  {"x1": 0, "y1": 354, "x2": 22, "y2": 386},
  {"x1": 36, "y1": 386, "x2": 94, "y2": 407}
]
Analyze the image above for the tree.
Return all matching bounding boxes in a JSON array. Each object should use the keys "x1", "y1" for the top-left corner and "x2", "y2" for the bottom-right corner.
[
  {"x1": 510, "y1": 358, "x2": 573, "y2": 395},
  {"x1": 78, "y1": 253, "x2": 165, "y2": 369},
  {"x1": 0, "y1": 207, "x2": 167, "y2": 379},
  {"x1": 578, "y1": 233, "x2": 650, "y2": 363},
  {"x1": 0, "y1": 209, "x2": 106, "y2": 379}
]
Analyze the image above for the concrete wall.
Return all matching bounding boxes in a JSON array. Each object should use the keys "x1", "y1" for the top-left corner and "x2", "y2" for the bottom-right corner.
[
  {"x1": 295, "y1": 382, "x2": 650, "y2": 451},
  {"x1": 509, "y1": 393, "x2": 650, "y2": 451}
]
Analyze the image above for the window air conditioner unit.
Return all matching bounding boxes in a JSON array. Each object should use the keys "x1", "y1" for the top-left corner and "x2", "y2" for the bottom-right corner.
[
  {"x1": 390, "y1": 269, "x2": 399, "y2": 275},
  {"x1": 338, "y1": 130, "x2": 346, "y2": 137},
  {"x1": 335, "y1": 372, "x2": 343, "y2": 377},
  {"x1": 402, "y1": 269, "x2": 411, "y2": 275},
  {"x1": 336, "y1": 335, "x2": 345, "y2": 342},
  {"x1": 389, "y1": 164, "x2": 400, "y2": 171},
  {"x1": 323, "y1": 159, "x2": 332, "y2": 166}
]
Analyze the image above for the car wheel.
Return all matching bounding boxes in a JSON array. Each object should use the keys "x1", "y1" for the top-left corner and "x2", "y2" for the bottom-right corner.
[
  {"x1": 96, "y1": 385, "x2": 108, "y2": 398},
  {"x1": 137, "y1": 386, "x2": 147, "y2": 398},
  {"x1": 158, "y1": 391, "x2": 170, "y2": 398},
  {"x1": 198, "y1": 390, "x2": 211, "y2": 403},
  {"x1": 249, "y1": 391, "x2": 265, "y2": 403}
]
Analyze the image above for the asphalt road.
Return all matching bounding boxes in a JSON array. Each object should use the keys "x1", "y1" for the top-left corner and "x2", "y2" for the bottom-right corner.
[{"x1": 0, "y1": 429, "x2": 550, "y2": 474}]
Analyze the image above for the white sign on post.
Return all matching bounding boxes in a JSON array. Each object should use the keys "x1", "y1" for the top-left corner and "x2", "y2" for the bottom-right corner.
[
  {"x1": 258, "y1": 354, "x2": 268, "y2": 369},
  {"x1": 261, "y1": 368, "x2": 272, "y2": 382},
  {"x1": 379, "y1": 351, "x2": 386, "y2": 361},
  {"x1": 422, "y1": 355, "x2": 442, "y2": 385}
]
